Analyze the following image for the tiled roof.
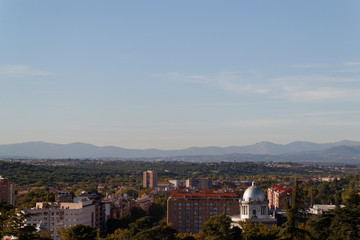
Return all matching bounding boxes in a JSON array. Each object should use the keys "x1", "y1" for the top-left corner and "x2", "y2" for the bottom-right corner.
[{"x1": 270, "y1": 185, "x2": 292, "y2": 194}]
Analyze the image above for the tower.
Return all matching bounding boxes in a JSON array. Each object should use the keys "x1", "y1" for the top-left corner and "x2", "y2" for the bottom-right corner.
[
  {"x1": 143, "y1": 170, "x2": 157, "y2": 188},
  {"x1": 0, "y1": 176, "x2": 15, "y2": 205}
]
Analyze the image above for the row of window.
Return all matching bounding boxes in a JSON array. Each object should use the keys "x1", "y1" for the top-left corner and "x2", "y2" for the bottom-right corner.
[
  {"x1": 241, "y1": 206, "x2": 267, "y2": 215},
  {"x1": 174, "y1": 202, "x2": 231, "y2": 207}
]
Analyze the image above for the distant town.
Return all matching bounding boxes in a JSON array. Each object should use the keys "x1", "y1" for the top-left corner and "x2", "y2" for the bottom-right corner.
[{"x1": 0, "y1": 159, "x2": 359, "y2": 239}]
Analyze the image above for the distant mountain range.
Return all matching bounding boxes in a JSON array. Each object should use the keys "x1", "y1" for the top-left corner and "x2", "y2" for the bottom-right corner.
[{"x1": 1, "y1": 140, "x2": 360, "y2": 162}]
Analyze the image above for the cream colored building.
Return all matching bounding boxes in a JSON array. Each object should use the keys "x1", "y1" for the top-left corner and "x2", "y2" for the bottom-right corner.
[
  {"x1": 24, "y1": 198, "x2": 95, "y2": 240},
  {"x1": 232, "y1": 182, "x2": 276, "y2": 228}
]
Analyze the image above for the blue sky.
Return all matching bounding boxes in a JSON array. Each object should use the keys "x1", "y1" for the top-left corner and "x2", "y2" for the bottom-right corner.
[{"x1": 1, "y1": 0, "x2": 360, "y2": 149}]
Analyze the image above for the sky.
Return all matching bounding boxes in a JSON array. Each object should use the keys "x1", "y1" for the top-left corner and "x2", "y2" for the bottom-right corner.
[{"x1": 1, "y1": 0, "x2": 360, "y2": 149}]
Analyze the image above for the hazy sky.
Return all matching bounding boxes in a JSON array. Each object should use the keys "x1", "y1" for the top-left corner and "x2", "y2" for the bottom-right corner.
[{"x1": 1, "y1": 1, "x2": 360, "y2": 149}]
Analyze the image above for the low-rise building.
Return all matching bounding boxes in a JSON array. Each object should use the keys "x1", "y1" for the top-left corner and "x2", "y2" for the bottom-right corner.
[
  {"x1": 308, "y1": 204, "x2": 343, "y2": 215},
  {"x1": 169, "y1": 180, "x2": 183, "y2": 188}
]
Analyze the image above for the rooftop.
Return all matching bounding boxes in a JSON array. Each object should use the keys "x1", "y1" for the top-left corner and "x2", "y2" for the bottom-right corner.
[{"x1": 170, "y1": 191, "x2": 239, "y2": 199}]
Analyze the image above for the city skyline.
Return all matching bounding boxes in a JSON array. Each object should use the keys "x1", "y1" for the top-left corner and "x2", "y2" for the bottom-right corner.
[{"x1": 1, "y1": 1, "x2": 360, "y2": 149}]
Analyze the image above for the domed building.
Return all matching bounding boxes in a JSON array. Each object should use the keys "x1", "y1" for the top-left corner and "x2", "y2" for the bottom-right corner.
[{"x1": 234, "y1": 182, "x2": 277, "y2": 227}]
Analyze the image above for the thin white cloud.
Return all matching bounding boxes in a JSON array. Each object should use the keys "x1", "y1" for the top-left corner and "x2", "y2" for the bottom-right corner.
[
  {"x1": 0, "y1": 64, "x2": 52, "y2": 76},
  {"x1": 160, "y1": 66, "x2": 360, "y2": 102},
  {"x1": 179, "y1": 102, "x2": 262, "y2": 108},
  {"x1": 321, "y1": 121, "x2": 360, "y2": 127},
  {"x1": 161, "y1": 71, "x2": 270, "y2": 94},
  {"x1": 272, "y1": 73, "x2": 360, "y2": 102},
  {"x1": 344, "y1": 62, "x2": 360, "y2": 66},
  {"x1": 339, "y1": 62, "x2": 360, "y2": 72},
  {"x1": 293, "y1": 64, "x2": 325, "y2": 68},
  {"x1": 273, "y1": 75, "x2": 358, "y2": 83},
  {"x1": 298, "y1": 110, "x2": 360, "y2": 117},
  {"x1": 284, "y1": 87, "x2": 360, "y2": 102}
]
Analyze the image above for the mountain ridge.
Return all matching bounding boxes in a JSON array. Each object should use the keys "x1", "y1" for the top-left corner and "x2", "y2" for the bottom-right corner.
[{"x1": 1, "y1": 140, "x2": 360, "y2": 159}]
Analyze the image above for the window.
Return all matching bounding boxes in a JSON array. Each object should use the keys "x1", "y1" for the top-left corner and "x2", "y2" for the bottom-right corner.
[
  {"x1": 242, "y1": 206, "x2": 248, "y2": 215},
  {"x1": 261, "y1": 206, "x2": 267, "y2": 215},
  {"x1": 252, "y1": 209, "x2": 256, "y2": 216}
]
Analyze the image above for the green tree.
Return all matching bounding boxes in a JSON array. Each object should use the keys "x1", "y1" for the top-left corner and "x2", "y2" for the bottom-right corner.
[
  {"x1": 176, "y1": 232, "x2": 196, "y2": 240},
  {"x1": 149, "y1": 203, "x2": 165, "y2": 223},
  {"x1": 106, "y1": 215, "x2": 132, "y2": 234},
  {"x1": 59, "y1": 224, "x2": 98, "y2": 240},
  {"x1": 280, "y1": 179, "x2": 308, "y2": 240},
  {"x1": 327, "y1": 187, "x2": 360, "y2": 240},
  {"x1": 1, "y1": 200, "x2": 50, "y2": 240},
  {"x1": 240, "y1": 221, "x2": 280, "y2": 240},
  {"x1": 134, "y1": 225, "x2": 177, "y2": 240},
  {"x1": 197, "y1": 214, "x2": 241, "y2": 240},
  {"x1": 307, "y1": 212, "x2": 334, "y2": 240},
  {"x1": 130, "y1": 207, "x2": 147, "y2": 222},
  {"x1": 123, "y1": 188, "x2": 139, "y2": 199},
  {"x1": 307, "y1": 177, "x2": 360, "y2": 240},
  {"x1": 17, "y1": 187, "x2": 56, "y2": 208},
  {"x1": 0, "y1": 200, "x2": 14, "y2": 238},
  {"x1": 109, "y1": 216, "x2": 152, "y2": 239},
  {"x1": 1, "y1": 208, "x2": 46, "y2": 240},
  {"x1": 155, "y1": 194, "x2": 168, "y2": 214}
]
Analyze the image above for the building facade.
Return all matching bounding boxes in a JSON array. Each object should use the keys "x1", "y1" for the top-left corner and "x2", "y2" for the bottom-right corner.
[
  {"x1": 185, "y1": 178, "x2": 212, "y2": 189},
  {"x1": 143, "y1": 170, "x2": 157, "y2": 188},
  {"x1": 237, "y1": 182, "x2": 276, "y2": 226},
  {"x1": 167, "y1": 190, "x2": 240, "y2": 233},
  {"x1": 267, "y1": 184, "x2": 292, "y2": 210},
  {"x1": 25, "y1": 199, "x2": 95, "y2": 240},
  {"x1": 0, "y1": 176, "x2": 15, "y2": 205}
]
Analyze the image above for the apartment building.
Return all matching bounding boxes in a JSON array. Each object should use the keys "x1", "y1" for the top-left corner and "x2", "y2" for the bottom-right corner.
[
  {"x1": 185, "y1": 178, "x2": 212, "y2": 189},
  {"x1": 107, "y1": 196, "x2": 136, "y2": 219},
  {"x1": 143, "y1": 170, "x2": 157, "y2": 188},
  {"x1": 25, "y1": 198, "x2": 95, "y2": 240},
  {"x1": 267, "y1": 184, "x2": 292, "y2": 210},
  {"x1": 0, "y1": 176, "x2": 15, "y2": 205},
  {"x1": 167, "y1": 190, "x2": 240, "y2": 233}
]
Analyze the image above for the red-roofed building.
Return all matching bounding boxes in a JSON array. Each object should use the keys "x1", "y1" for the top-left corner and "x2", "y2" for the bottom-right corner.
[
  {"x1": 267, "y1": 184, "x2": 292, "y2": 210},
  {"x1": 167, "y1": 190, "x2": 240, "y2": 233}
]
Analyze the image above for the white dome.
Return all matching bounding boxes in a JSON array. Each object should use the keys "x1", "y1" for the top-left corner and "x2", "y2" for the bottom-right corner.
[{"x1": 242, "y1": 182, "x2": 266, "y2": 202}]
